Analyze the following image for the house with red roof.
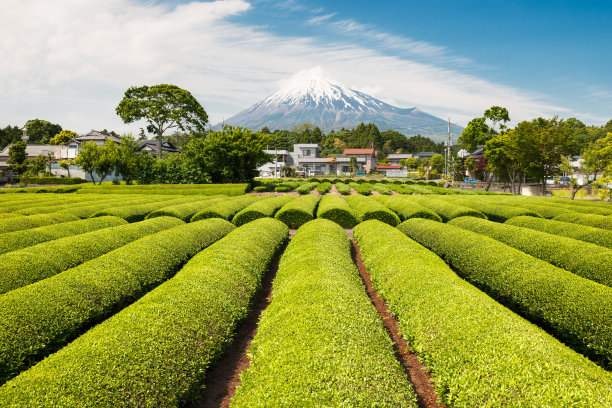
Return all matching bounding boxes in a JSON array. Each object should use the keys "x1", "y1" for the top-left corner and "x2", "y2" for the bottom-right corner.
[{"x1": 343, "y1": 148, "x2": 377, "y2": 173}]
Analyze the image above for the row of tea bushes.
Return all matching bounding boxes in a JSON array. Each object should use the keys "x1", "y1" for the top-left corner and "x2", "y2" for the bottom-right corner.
[
  {"x1": 334, "y1": 182, "x2": 351, "y2": 195},
  {"x1": 0, "y1": 212, "x2": 78, "y2": 234},
  {"x1": 0, "y1": 219, "x2": 287, "y2": 406},
  {"x1": 372, "y1": 195, "x2": 442, "y2": 222},
  {"x1": 275, "y1": 195, "x2": 319, "y2": 228},
  {"x1": 354, "y1": 220, "x2": 612, "y2": 407},
  {"x1": 449, "y1": 216, "x2": 612, "y2": 287},
  {"x1": 399, "y1": 218, "x2": 612, "y2": 369},
  {"x1": 295, "y1": 182, "x2": 319, "y2": 195},
  {"x1": 191, "y1": 195, "x2": 265, "y2": 222},
  {"x1": 345, "y1": 195, "x2": 400, "y2": 226},
  {"x1": 146, "y1": 196, "x2": 227, "y2": 222},
  {"x1": 92, "y1": 196, "x2": 201, "y2": 222},
  {"x1": 20, "y1": 196, "x2": 163, "y2": 217},
  {"x1": 0, "y1": 216, "x2": 126, "y2": 255},
  {"x1": 405, "y1": 196, "x2": 486, "y2": 222},
  {"x1": 437, "y1": 196, "x2": 542, "y2": 222},
  {"x1": 371, "y1": 183, "x2": 391, "y2": 195},
  {"x1": 507, "y1": 216, "x2": 612, "y2": 249},
  {"x1": 554, "y1": 212, "x2": 612, "y2": 230},
  {"x1": 316, "y1": 195, "x2": 360, "y2": 228},
  {"x1": 78, "y1": 183, "x2": 250, "y2": 196},
  {"x1": 230, "y1": 219, "x2": 418, "y2": 407},
  {"x1": 349, "y1": 182, "x2": 371, "y2": 195},
  {"x1": 0, "y1": 217, "x2": 184, "y2": 295},
  {"x1": 0, "y1": 218, "x2": 235, "y2": 385},
  {"x1": 315, "y1": 182, "x2": 332, "y2": 194},
  {"x1": 232, "y1": 195, "x2": 295, "y2": 226}
]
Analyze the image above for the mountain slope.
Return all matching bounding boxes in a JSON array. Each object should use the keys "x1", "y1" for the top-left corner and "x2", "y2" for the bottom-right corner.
[{"x1": 222, "y1": 68, "x2": 463, "y2": 142}]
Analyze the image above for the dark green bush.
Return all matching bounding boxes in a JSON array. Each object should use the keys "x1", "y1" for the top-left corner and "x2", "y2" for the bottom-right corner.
[
  {"x1": 232, "y1": 195, "x2": 295, "y2": 226},
  {"x1": 334, "y1": 182, "x2": 351, "y2": 195},
  {"x1": 295, "y1": 182, "x2": 319, "y2": 195},
  {"x1": 372, "y1": 195, "x2": 442, "y2": 222},
  {"x1": 253, "y1": 186, "x2": 270, "y2": 192},
  {"x1": 274, "y1": 186, "x2": 291, "y2": 192},
  {"x1": 316, "y1": 195, "x2": 360, "y2": 228},
  {"x1": 275, "y1": 195, "x2": 319, "y2": 228},
  {"x1": 427, "y1": 180, "x2": 438, "y2": 186},
  {"x1": 316, "y1": 182, "x2": 332, "y2": 194},
  {"x1": 345, "y1": 195, "x2": 400, "y2": 226}
]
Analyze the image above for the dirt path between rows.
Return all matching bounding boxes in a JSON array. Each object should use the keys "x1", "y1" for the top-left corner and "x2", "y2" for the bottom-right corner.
[
  {"x1": 350, "y1": 238, "x2": 445, "y2": 408},
  {"x1": 189, "y1": 244, "x2": 286, "y2": 408}
]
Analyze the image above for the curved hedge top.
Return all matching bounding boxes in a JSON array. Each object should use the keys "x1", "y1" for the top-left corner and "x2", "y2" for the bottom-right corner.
[
  {"x1": 407, "y1": 196, "x2": 486, "y2": 222},
  {"x1": 274, "y1": 195, "x2": 319, "y2": 228},
  {"x1": 232, "y1": 194, "x2": 295, "y2": 226},
  {"x1": 373, "y1": 195, "x2": 442, "y2": 222},
  {"x1": 146, "y1": 196, "x2": 227, "y2": 221},
  {"x1": 191, "y1": 195, "x2": 265, "y2": 222},
  {"x1": 439, "y1": 196, "x2": 542, "y2": 222},
  {"x1": 316, "y1": 195, "x2": 360, "y2": 228},
  {"x1": 296, "y1": 182, "x2": 319, "y2": 195},
  {"x1": 554, "y1": 212, "x2": 612, "y2": 230},
  {"x1": 91, "y1": 196, "x2": 201, "y2": 222},
  {"x1": 0, "y1": 212, "x2": 78, "y2": 234},
  {"x1": 345, "y1": 195, "x2": 400, "y2": 226}
]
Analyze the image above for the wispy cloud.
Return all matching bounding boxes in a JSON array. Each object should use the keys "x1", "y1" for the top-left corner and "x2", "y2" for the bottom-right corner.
[{"x1": 307, "y1": 13, "x2": 336, "y2": 25}]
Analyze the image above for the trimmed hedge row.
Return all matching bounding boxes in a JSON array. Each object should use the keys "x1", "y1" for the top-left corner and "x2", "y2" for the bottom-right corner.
[
  {"x1": 450, "y1": 216, "x2": 612, "y2": 287},
  {"x1": 57, "y1": 198, "x2": 162, "y2": 219},
  {"x1": 349, "y1": 182, "x2": 371, "y2": 195},
  {"x1": 78, "y1": 183, "x2": 249, "y2": 196},
  {"x1": 191, "y1": 195, "x2": 265, "y2": 222},
  {"x1": 295, "y1": 182, "x2": 319, "y2": 195},
  {"x1": 274, "y1": 195, "x2": 319, "y2": 228},
  {"x1": 316, "y1": 195, "x2": 360, "y2": 228},
  {"x1": 0, "y1": 218, "x2": 235, "y2": 386},
  {"x1": 372, "y1": 195, "x2": 442, "y2": 222},
  {"x1": 371, "y1": 183, "x2": 391, "y2": 195},
  {"x1": 20, "y1": 176, "x2": 86, "y2": 185},
  {"x1": 406, "y1": 196, "x2": 486, "y2": 222},
  {"x1": 554, "y1": 212, "x2": 612, "y2": 230},
  {"x1": 0, "y1": 218, "x2": 287, "y2": 406},
  {"x1": 507, "y1": 215, "x2": 612, "y2": 249},
  {"x1": 0, "y1": 212, "x2": 78, "y2": 234},
  {"x1": 146, "y1": 196, "x2": 227, "y2": 221},
  {"x1": 345, "y1": 195, "x2": 400, "y2": 226},
  {"x1": 316, "y1": 182, "x2": 331, "y2": 194},
  {"x1": 354, "y1": 220, "x2": 612, "y2": 407},
  {"x1": 0, "y1": 216, "x2": 126, "y2": 255},
  {"x1": 92, "y1": 196, "x2": 200, "y2": 222},
  {"x1": 398, "y1": 218, "x2": 612, "y2": 369},
  {"x1": 0, "y1": 216, "x2": 184, "y2": 295},
  {"x1": 334, "y1": 182, "x2": 351, "y2": 195},
  {"x1": 439, "y1": 197, "x2": 542, "y2": 222},
  {"x1": 15, "y1": 196, "x2": 157, "y2": 216},
  {"x1": 232, "y1": 194, "x2": 295, "y2": 226},
  {"x1": 231, "y1": 219, "x2": 418, "y2": 407}
]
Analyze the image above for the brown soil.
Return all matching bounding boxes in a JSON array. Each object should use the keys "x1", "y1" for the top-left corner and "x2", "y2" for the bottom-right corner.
[
  {"x1": 350, "y1": 238, "x2": 445, "y2": 408},
  {"x1": 189, "y1": 246, "x2": 285, "y2": 408},
  {"x1": 328, "y1": 184, "x2": 342, "y2": 196}
]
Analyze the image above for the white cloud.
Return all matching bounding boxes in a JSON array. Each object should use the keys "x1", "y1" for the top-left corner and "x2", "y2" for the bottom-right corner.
[{"x1": 0, "y1": 0, "x2": 582, "y2": 135}]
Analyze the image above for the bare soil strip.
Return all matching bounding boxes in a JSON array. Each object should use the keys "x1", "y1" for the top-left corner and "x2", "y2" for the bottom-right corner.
[
  {"x1": 350, "y1": 238, "x2": 445, "y2": 408},
  {"x1": 189, "y1": 244, "x2": 286, "y2": 408}
]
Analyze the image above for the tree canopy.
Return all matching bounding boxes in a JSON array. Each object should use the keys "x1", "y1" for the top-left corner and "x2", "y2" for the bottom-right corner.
[
  {"x1": 49, "y1": 130, "x2": 78, "y2": 145},
  {"x1": 23, "y1": 119, "x2": 62, "y2": 144}
]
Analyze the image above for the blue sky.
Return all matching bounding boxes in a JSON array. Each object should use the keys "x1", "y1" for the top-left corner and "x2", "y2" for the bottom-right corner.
[{"x1": 1, "y1": 0, "x2": 610, "y2": 136}]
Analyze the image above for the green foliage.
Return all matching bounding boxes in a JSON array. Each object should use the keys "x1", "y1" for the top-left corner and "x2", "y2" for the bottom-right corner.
[
  {"x1": 0, "y1": 212, "x2": 77, "y2": 234},
  {"x1": 349, "y1": 181, "x2": 371, "y2": 195},
  {"x1": 274, "y1": 185, "x2": 291, "y2": 192},
  {"x1": 371, "y1": 183, "x2": 391, "y2": 194},
  {"x1": 315, "y1": 181, "x2": 331, "y2": 194},
  {"x1": 253, "y1": 186, "x2": 270, "y2": 192},
  {"x1": 438, "y1": 196, "x2": 542, "y2": 222},
  {"x1": 191, "y1": 195, "x2": 265, "y2": 221},
  {"x1": 49, "y1": 130, "x2": 78, "y2": 145},
  {"x1": 334, "y1": 182, "x2": 351, "y2": 195},
  {"x1": 458, "y1": 117, "x2": 492, "y2": 151},
  {"x1": 354, "y1": 220, "x2": 612, "y2": 407},
  {"x1": 146, "y1": 196, "x2": 228, "y2": 221},
  {"x1": 92, "y1": 196, "x2": 201, "y2": 222},
  {"x1": 345, "y1": 195, "x2": 400, "y2": 226},
  {"x1": 0, "y1": 216, "x2": 183, "y2": 295},
  {"x1": 0, "y1": 126, "x2": 22, "y2": 150},
  {"x1": 6, "y1": 141, "x2": 27, "y2": 175},
  {"x1": 316, "y1": 195, "x2": 360, "y2": 228},
  {"x1": 295, "y1": 181, "x2": 318, "y2": 194},
  {"x1": 0, "y1": 216, "x2": 126, "y2": 255},
  {"x1": 398, "y1": 218, "x2": 612, "y2": 369},
  {"x1": 0, "y1": 218, "x2": 234, "y2": 386},
  {"x1": 507, "y1": 215, "x2": 612, "y2": 249},
  {"x1": 554, "y1": 211, "x2": 612, "y2": 230},
  {"x1": 450, "y1": 216, "x2": 612, "y2": 287},
  {"x1": 407, "y1": 196, "x2": 487, "y2": 221},
  {"x1": 23, "y1": 119, "x2": 62, "y2": 144},
  {"x1": 274, "y1": 195, "x2": 319, "y2": 228},
  {"x1": 372, "y1": 195, "x2": 442, "y2": 222},
  {"x1": 232, "y1": 195, "x2": 295, "y2": 226},
  {"x1": 232, "y1": 219, "x2": 418, "y2": 407},
  {"x1": 78, "y1": 183, "x2": 248, "y2": 196}
]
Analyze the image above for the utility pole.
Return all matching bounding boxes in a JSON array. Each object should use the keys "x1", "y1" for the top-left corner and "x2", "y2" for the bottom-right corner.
[{"x1": 444, "y1": 118, "x2": 452, "y2": 184}]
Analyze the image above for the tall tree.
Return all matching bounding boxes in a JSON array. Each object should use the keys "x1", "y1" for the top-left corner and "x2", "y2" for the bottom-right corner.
[
  {"x1": 484, "y1": 106, "x2": 510, "y2": 132},
  {"x1": 23, "y1": 119, "x2": 62, "y2": 144},
  {"x1": 569, "y1": 132, "x2": 612, "y2": 199},
  {"x1": 74, "y1": 142, "x2": 101, "y2": 184},
  {"x1": 115, "y1": 84, "x2": 208, "y2": 158},
  {"x1": 0, "y1": 126, "x2": 22, "y2": 149},
  {"x1": 49, "y1": 130, "x2": 78, "y2": 145},
  {"x1": 7, "y1": 141, "x2": 27, "y2": 175}
]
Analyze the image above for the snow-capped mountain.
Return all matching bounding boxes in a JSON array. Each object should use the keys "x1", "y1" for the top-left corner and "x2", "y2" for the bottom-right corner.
[{"x1": 221, "y1": 68, "x2": 463, "y2": 142}]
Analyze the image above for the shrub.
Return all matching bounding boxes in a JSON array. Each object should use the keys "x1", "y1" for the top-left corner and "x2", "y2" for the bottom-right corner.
[
  {"x1": 450, "y1": 216, "x2": 612, "y2": 287},
  {"x1": 23, "y1": 177, "x2": 87, "y2": 185},
  {"x1": 295, "y1": 182, "x2": 319, "y2": 195},
  {"x1": 438, "y1": 197, "x2": 542, "y2": 222},
  {"x1": 0, "y1": 216, "x2": 126, "y2": 255},
  {"x1": 146, "y1": 196, "x2": 228, "y2": 222},
  {"x1": 334, "y1": 182, "x2": 351, "y2": 195},
  {"x1": 408, "y1": 196, "x2": 486, "y2": 221},
  {"x1": 316, "y1": 195, "x2": 360, "y2": 228},
  {"x1": 231, "y1": 219, "x2": 418, "y2": 407},
  {"x1": 92, "y1": 196, "x2": 201, "y2": 222},
  {"x1": 554, "y1": 212, "x2": 612, "y2": 230},
  {"x1": 0, "y1": 219, "x2": 286, "y2": 406},
  {"x1": 372, "y1": 195, "x2": 442, "y2": 222},
  {"x1": 253, "y1": 186, "x2": 269, "y2": 192},
  {"x1": 345, "y1": 195, "x2": 400, "y2": 226},
  {"x1": 275, "y1": 195, "x2": 319, "y2": 228},
  {"x1": 316, "y1": 182, "x2": 331, "y2": 194},
  {"x1": 0, "y1": 216, "x2": 184, "y2": 295},
  {"x1": 0, "y1": 218, "x2": 235, "y2": 386},
  {"x1": 426, "y1": 180, "x2": 438, "y2": 186},
  {"x1": 0, "y1": 212, "x2": 78, "y2": 234},
  {"x1": 416, "y1": 180, "x2": 426, "y2": 185},
  {"x1": 232, "y1": 195, "x2": 295, "y2": 226},
  {"x1": 371, "y1": 183, "x2": 391, "y2": 195},
  {"x1": 354, "y1": 220, "x2": 612, "y2": 407},
  {"x1": 398, "y1": 218, "x2": 612, "y2": 369},
  {"x1": 191, "y1": 195, "x2": 265, "y2": 222},
  {"x1": 274, "y1": 186, "x2": 291, "y2": 192},
  {"x1": 507, "y1": 216, "x2": 612, "y2": 249},
  {"x1": 349, "y1": 182, "x2": 371, "y2": 195}
]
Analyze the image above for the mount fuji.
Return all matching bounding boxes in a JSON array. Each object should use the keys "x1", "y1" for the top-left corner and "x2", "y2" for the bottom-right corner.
[{"x1": 221, "y1": 68, "x2": 463, "y2": 142}]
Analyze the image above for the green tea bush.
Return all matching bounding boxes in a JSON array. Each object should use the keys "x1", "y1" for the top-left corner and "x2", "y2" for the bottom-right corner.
[
  {"x1": 316, "y1": 182, "x2": 331, "y2": 194},
  {"x1": 146, "y1": 196, "x2": 227, "y2": 221},
  {"x1": 295, "y1": 182, "x2": 319, "y2": 195},
  {"x1": 554, "y1": 212, "x2": 612, "y2": 230},
  {"x1": 274, "y1": 186, "x2": 291, "y2": 192},
  {"x1": 409, "y1": 196, "x2": 486, "y2": 221},
  {"x1": 371, "y1": 183, "x2": 391, "y2": 195},
  {"x1": 231, "y1": 219, "x2": 418, "y2": 407},
  {"x1": 450, "y1": 216, "x2": 612, "y2": 287},
  {"x1": 232, "y1": 195, "x2": 295, "y2": 226},
  {"x1": 398, "y1": 218, "x2": 612, "y2": 369},
  {"x1": 253, "y1": 186, "x2": 269, "y2": 192},
  {"x1": 0, "y1": 216, "x2": 183, "y2": 295},
  {"x1": 345, "y1": 195, "x2": 400, "y2": 226},
  {"x1": 416, "y1": 180, "x2": 426, "y2": 185},
  {"x1": 191, "y1": 195, "x2": 265, "y2": 221},
  {"x1": 507, "y1": 216, "x2": 612, "y2": 249},
  {"x1": 316, "y1": 195, "x2": 360, "y2": 228},
  {"x1": 439, "y1": 197, "x2": 542, "y2": 222},
  {"x1": 372, "y1": 195, "x2": 442, "y2": 222},
  {"x1": 0, "y1": 218, "x2": 235, "y2": 386},
  {"x1": 0, "y1": 219, "x2": 286, "y2": 406},
  {"x1": 427, "y1": 180, "x2": 438, "y2": 186},
  {"x1": 0, "y1": 216, "x2": 126, "y2": 255},
  {"x1": 92, "y1": 196, "x2": 200, "y2": 222},
  {"x1": 349, "y1": 182, "x2": 371, "y2": 195},
  {"x1": 354, "y1": 220, "x2": 612, "y2": 407},
  {"x1": 334, "y1": 182, "x2": 351, "y2": 195},
  {"x1": 275, "y1": 195, "x2": 319, "y2": 228},
  {"x1": 0, "y1": 212, "x2": 78, "y2": 234}
]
